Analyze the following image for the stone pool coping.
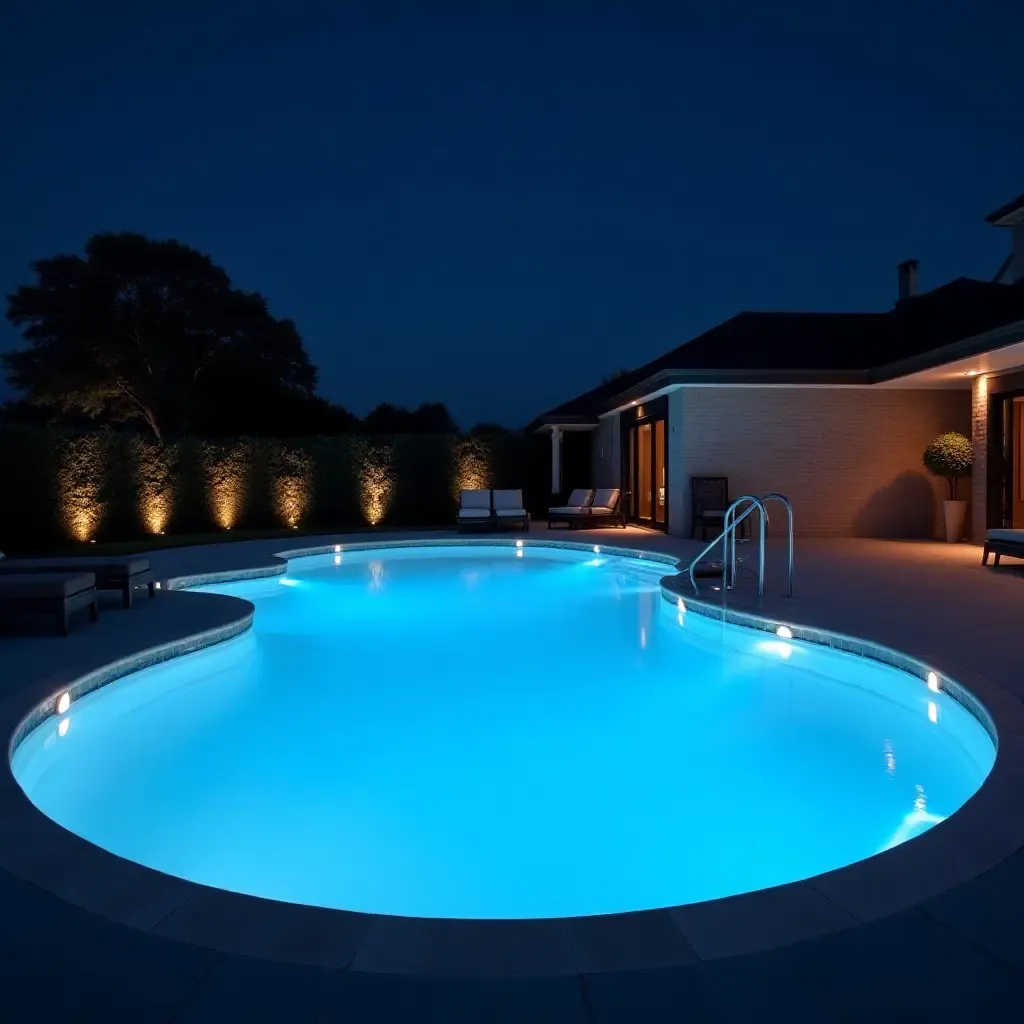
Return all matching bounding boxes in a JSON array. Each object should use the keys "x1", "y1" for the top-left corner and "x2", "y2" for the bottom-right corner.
[{"x1": 1, "y1": 535, "x2": 1021, "y2": 977}]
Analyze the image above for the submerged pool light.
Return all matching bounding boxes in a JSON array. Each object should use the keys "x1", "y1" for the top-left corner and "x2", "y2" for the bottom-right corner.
[
  {"x1": 57, "y1": 692, "x2": 70, "y2": 715},
  {"x1": 927, "y1": 672, "x2": 939, "y2": 693},
  {"x1": 776, "y1": 625, "x2": 793, "y2": 639}
]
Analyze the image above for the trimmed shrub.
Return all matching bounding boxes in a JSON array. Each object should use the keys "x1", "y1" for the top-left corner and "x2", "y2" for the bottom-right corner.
[{"x1": 923, "y1": 432, "x2": 973, "y2": 500}]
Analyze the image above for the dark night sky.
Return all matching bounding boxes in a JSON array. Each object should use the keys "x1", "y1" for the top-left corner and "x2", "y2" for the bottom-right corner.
[{"x1": 2, "y1": 2, "x2": 1022, "y2": 429}]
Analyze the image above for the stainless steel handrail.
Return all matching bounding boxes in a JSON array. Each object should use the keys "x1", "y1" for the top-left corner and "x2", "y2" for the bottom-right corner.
[
  {"x1": 761, "y1": 493, "x2": 794, "y2": 597},
  {"x1": 688, "y1": 494, "x2": 768, "y2": 597}
]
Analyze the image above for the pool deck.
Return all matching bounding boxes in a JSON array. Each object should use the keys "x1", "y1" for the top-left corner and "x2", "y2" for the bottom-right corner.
[{"x1": 2, "y1": 528, "x2": 1024, "y2": 1021}]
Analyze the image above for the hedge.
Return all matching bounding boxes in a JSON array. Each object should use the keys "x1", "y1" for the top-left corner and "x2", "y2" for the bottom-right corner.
[{"x1": 0, "y1": 427, "x2": 555, "y2": 551}]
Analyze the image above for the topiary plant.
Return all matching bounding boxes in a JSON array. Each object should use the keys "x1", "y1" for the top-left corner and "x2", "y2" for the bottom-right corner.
[{"x1": 923, "y1": 432, "x2": 973, "y2": 500}]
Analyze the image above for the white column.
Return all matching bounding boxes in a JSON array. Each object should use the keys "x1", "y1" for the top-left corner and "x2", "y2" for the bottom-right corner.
[{"x1": 551, "y1": 426, "x2": 562, "y2": 494}]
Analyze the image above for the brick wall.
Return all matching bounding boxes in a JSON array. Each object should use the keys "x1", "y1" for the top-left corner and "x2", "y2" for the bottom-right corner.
[{"x1": 674, "y1": 386, "x2": 971, "y2": 538}]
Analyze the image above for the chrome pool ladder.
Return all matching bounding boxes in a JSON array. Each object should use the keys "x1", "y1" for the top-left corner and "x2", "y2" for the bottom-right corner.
[{"x1": 687, "y1": 493, "x2": 794, "y2": 599}]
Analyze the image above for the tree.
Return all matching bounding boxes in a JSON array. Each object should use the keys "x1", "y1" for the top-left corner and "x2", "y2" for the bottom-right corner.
[
  {"x1": 923, "y1": 432, "x2": 973, "y2": 500},
  {"x1": 362, "y1": 401, "x2": 458, "y2": 434},
  {"x1": 600, "y1": 367, "x2": 630, "y2": 385},
  {"x1": 4, "y1": 232, "x2": 317, "y2": 440}
]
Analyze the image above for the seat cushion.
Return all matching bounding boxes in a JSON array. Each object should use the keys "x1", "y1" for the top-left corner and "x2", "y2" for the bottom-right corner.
[
  {"x1": 987, "y1": 529, "x2": 1024, "y2": 543},
  {"x1": 495, "y1": 508, "x2": 527, "y2": 517},
  {"x1": 0, "y1": 572, "x2": 95, "y2": 599},
  {"x1": 0, "y1": 558, "x2": 150, "y2": 576},
  {"x1": 457, "y1": 509, "x2": 492, "y2": 519},
  {"x1": 549, "y1": 506, "x2": 585, "y2": 515},
  {"x1": 492, "y1": 489, "x2": 523, "y2": 510},
  {"x1": 566, "y1": 489, "x2": 594, "y2": 507},
  {"x1": 587, "y1": 506, "x2": 615, "y2": 515},
  {"x1": 459, "y1": 489, "x2": 491, "y2": 510},
  {"x1": 592, "y1": 488, "x2": 620, "y2": 510}
]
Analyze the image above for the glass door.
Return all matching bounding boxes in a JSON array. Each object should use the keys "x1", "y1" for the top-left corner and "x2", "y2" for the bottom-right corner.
[{"x1": 627, "y1": 415, "x2": 668, "y2": 530}]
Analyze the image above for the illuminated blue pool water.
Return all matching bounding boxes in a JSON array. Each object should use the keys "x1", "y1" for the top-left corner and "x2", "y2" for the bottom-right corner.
[{"x1": 12, "y1": 544, "x2": 994, "y2": 919}]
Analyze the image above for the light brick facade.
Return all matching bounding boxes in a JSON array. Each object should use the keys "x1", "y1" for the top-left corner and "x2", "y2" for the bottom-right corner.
[
  {"x1": 603, "y1": 386, "x2": 970, "y2": 538},
  {"x1": 971, "y1": 375, "x2": 989, "y2": 542}
]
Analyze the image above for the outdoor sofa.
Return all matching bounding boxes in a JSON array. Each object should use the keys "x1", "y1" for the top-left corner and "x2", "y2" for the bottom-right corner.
[
  {"x1": 982, "y1": 529, "x2": 1024, "y2": 567},
  {"x1": 0, "y1": 557, "x2": 155, "y2": 608},
  {"x1": 456, "y1": 489, "x2": 531, "y2": 532},
  {"x1": 548, "y1": 488, "x2": 626, "y2": 529},
  {"x1": 548, "y1": 488, "x2": 594, "y2": 528},
  {"x1": 0, "y1": 572, "x2": 99, "y2": 635}
]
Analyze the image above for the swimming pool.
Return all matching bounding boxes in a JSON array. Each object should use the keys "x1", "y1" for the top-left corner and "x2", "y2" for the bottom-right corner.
[{"x1": 12, "y1": 543, "x2": 995, "y2": 920}]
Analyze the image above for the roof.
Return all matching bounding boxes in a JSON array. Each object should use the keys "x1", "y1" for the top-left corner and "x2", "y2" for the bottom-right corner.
[
  {"x1": 531, "y1": 277, "x2": 1024, "y2": 428},
  {"x1": 986, "y1": 190, "x2": 1024, "y2": 226}
]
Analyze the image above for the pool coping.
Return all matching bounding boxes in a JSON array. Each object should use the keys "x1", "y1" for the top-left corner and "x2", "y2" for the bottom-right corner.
[{"x1": 1, "y1": 535, "x2": 1022, "y2": 976}]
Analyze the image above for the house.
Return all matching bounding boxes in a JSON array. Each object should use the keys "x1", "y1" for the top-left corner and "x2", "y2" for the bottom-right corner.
[{"x1": 530, "y1": 192, "x2": 1024, "y2": 540}]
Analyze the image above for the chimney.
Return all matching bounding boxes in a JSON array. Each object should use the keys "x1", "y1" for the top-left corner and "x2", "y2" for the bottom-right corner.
[{"x1": 897, "y1": 259, "x2": 919, "y2": 302}]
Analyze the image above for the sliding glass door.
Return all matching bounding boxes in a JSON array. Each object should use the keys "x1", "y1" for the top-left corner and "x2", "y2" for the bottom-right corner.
[{"x1": 627, "y1": 413, "x2": 667, "y2": 529}]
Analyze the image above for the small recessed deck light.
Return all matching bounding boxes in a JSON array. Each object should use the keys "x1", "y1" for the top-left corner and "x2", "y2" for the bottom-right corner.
[
  {"x1": 334, "y1": 544, "x2": 341, "y2": 553},
  {"x1": 516, "y1": 539, "x2": 523, "y2": 548}
]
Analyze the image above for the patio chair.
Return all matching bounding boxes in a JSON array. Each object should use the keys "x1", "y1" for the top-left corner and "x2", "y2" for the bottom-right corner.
[
  {"x1": 456, "y1": 489, "x2": 493, "y2": 530},
  {"x1": 492, "y1": 489, "x2": 530, "y2": 532},
  {"x1": 577, "y1": 488, "x2": 625, "y2": 528},
  {"x1": 548, "y1": 488, "x2": 595, "y2": 528},
  {"x1": 982, "y1": 529, "x2": 1024, "y2": 566},
  {"x1": 0, "y1": 557, "x2": 155, "y2": 609},
  {"x1": 0, "y1": 572, "x2": 99, "y2": 635},
  {"x1": 691, "y1": 476, "x2": 732, "y2": 540}
]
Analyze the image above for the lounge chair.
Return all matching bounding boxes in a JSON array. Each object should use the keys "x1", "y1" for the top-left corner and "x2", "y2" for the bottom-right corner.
[
  {"x1": 457, "y1": 489, "x2": 493, "y2": 530},
  {"x1": 0, "y1": 572, "x2": 99, "y2": 635},
  {"x1": 492, "y1": 489, "x2": 530, "y2": 532},
  {"x1": 548, "y1": 489, "x2": 595, "y2": 528},
  {"x1": 0, "y1": 557, "x2": 155, "y2": 608},
  {"x1": 579, "y1": 488, "x2": 625, "y2": 528},
  {"x1": 982, "y1": 529, "x2": 1024, "y2": 566}
]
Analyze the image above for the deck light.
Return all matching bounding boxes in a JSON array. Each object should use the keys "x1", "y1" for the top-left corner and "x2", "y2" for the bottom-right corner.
[
  {"x1": 593, "y1": 545, "x2": 600, "y2": 554},
  {"x1": 155, "y1": 582, "x2": 161, "y2": 590},
  {"x1": 927, "y1": 671, "x2": 939, "y2": 693},
  {"x1": 334, "y1": 544, "x2": 341, "y2": 553},
  {"x1": 57, "y1": 693, "x2": 70, "y2": 715},
  {"x1": 776, "y1": 625, "x2": 793, "y2": 639},
  {"x1": 516, "y1": 539, "x2": 523, "y2": 548},
  {"x1": 58, "y1": 718, "x2": 70, "y2": 738}
]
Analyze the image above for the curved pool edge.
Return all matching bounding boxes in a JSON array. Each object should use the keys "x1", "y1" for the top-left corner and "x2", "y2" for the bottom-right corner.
[{"x1": 0, "y1": 534, "x2": 1021, "y2": 976}]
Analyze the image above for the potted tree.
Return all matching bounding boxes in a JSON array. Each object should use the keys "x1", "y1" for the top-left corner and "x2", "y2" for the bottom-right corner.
[{"x1": 923, "y1": 432, "x2": 973, "y2": 542}]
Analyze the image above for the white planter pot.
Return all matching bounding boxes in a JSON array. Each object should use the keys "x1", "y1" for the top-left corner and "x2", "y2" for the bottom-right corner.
[{"x1": 943, "y1": 500, "x2": 967, "y2": 543}]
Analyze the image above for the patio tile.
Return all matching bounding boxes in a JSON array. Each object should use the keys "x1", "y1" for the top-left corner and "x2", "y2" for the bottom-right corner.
[
  {"x1": 808, "y1": 826, "x2": 961, "y2": 921},
  {"x1": 0, "y1": 868, "x2": 220, "y2": 1022},
  {"x1": 350, "y1": 915, "x2": 577, "y2": 976},
  {"x1": 174, "y1": 956, "x2": 342, "y2": 1022},
  {"x1": 700, "y1": 908, "x2": 1021, "y2": 1020},
  {"x1": 570, "y1": 909, "x2": 698, "y2": 973},
  {"x1": 0, "y1": 808, "x2": 194, "y2": 931},
  {"x1": 153, "y1": 886, "x2": 373, "y2": 968},
  {"x1": 582, "y1": 965, "x2": 727, "y2": 1023},
  {"x1": 919, "y1": 849, "x2": 1024, "y2": 972},
  {"x1": 669, "y1": 882, "x2": 858, "y2": 960}
]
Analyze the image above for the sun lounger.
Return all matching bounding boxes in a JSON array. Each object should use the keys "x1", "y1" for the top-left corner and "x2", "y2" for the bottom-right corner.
[
  {"x1": 0, "y1": 557, "x2": 155, "y2": 608},
  {"x1": 562, "y1": 488, "x2": 626, "y2": 529},
  {"x1": 457, "y1": 489, "x2": 493, "y2": 530},
  {"x1": 492, "y1": 489, "x2": 530, "y2": 532},
  {"x1": 0, "y1": 572, "x2": 99, "y2": 635},
  {"x1": 548, "y1": 489, "x2": 595, "y2": 528},
  {"x1": 982, "y1": 529, "x2": 1024, "y2": 566}
]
